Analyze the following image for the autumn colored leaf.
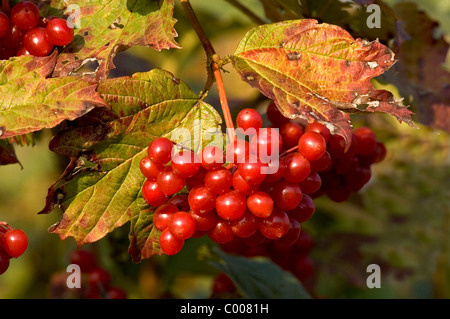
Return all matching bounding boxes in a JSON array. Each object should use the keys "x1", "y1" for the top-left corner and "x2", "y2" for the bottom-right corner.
[
  {"x1": 231, "y1": 19, "x2": 415, "y2": 146},
  {"x1": 40, "y1": 69, "x2": 221, "y2": 253},
  {"x1": 0, "y1": 52, "x2": 106, "y2": 139},
  {"x1": 49, "y1": 0, "x2": 179, "y2": 81}
]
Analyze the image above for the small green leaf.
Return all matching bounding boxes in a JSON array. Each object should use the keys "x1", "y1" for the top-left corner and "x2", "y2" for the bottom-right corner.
[{"x1": 210, "y1": 248, "x2": 312, "y2": 299}]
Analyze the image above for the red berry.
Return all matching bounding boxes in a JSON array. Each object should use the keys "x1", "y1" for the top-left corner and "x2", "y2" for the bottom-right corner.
[
  {"x1": 142, "y1": 179, "x2": 168, "y2": 206},
  {"x1": 171, "y1": 150, "x2": 201, "y2": 178},
  {"x1": 168, "y1": 211, "x2": 196, "y2": 240},
  {"x1": 208, "y1": 219, "x2": 234, "y2": 244},
  {"x1": 353, "y1": 127, "x2": 376, "y2": 155},
  {"x1": 247, "y1": 191, "x2": 274, "y2": 218},
  {"x1": 186, "y1": 168, "x2": 207, "y2": 191},
  {"x1": 309, "y1": 151, "x2": 332, "y2": 172},
  {"x1": 298, "y1": 131, "x2": 327, "y2": 161},
  {"x1": 270, "y1": 180, "x2": 303, "y2": 211},
  {"x1": 327, "y1": 134, "x2": 346, "y2": 158},
  {"x1": 345, "y1": 165, "x2": 371, "y2": 192},
  {"x1": 69, "y1": 250, "x2": 97, "y2": 273},
  {"x1": 264, "y1": 159, "x2": 287, "y2": 183},
  {"x1": 201, "y1": 145, "x2": 224, "y2": 170},
  {"x1": 305, "y1": 122, "x2": 331, "y2": 143},
  {"x1": 0, "y1": 249, "x2": 10, "y2": 275},
  {"x1": 299, "y1": 171, "x2": 322, "y2": 194},
  {"x1": 23, "y1": 27, "x2": 54, "y2": 56},
  {"x1": 283, "y1": 152, "x2": 311, "y2": 183},
  {"x1": 249, "y1": 127, "x2": 283, "y2": 159},
  {"x1": 1, "y1": 25, "x2": 24, "y2": 48},
  {"x1": 11, "y1": 1, "x2": 40, "y2": 31},
  {"x1": 237, "y1": 160, "x2": 267, "y2": 185},
  {"x1": 156, "y1": 166, "x2": 186, "y2": 195},
  {"x1": 259, "y1": 208, "x2": 290, "y2": 240},
  {"x1": 334, "y1": 156, "x2": 359, "y2": 175},
  {"x1": 204, "y1": 168, "x2": 233, "y2": 195},
  {"x1": 236, "y1": 108, "x2": 263, "y2": 132},
  {"x1": 292, "y1": 255, "x2": 314, "y2": 281},
  {"x1": 139, "y1": 156, "x2": 162, "y2": 180},
  {"x1": 190, "y1": 210, "x2": 217, "y2": 232},
  {"x1": 1, "y1": 228, "x2": 28, "y2": 258},
  {"x1": 226, "y1": 139, "x2": 250, "y2": 164},
  {"x1": 229, "y1": 210, "x2": 259, "y2": 238},
  {"x1": 89, "y1": 267, "x2": 111, "y2": 290},
  {"x1": 188, "y1": 185, "x2": 215, "y2": 214},
  {"x1": 293, "y1": 231, "x2": 314, "y2": 255},
  {"x1": 327, "y1": 184, "x2": 352, "y2": 202},
  {"x1": 153, "y1": 203, "x2": 178, "y2": 231},
  {"x1": 231, "y1": 169, "x2": 258, "y2": 195},
  {"x1": 288, "y1": 194, "x2": 316, "y2": 223},
  {"x1": 159, "y1": 228, "x2": 184, "y2": 255},
  {"x1": 147, "y1": 137, "x2": 173, "y2": 165},
  {"x1": 16, "y1": 45, "x2": 30, "y2": 56},
  {"x1": 0, "y1": 12, "x2": 10, "y2": 38},
  {"x1": 280, "y1": 122, "x2": 303, "y2": 149},
  {"x1": 0, "y1": 46, "x2": 16, "y2": 59},
  {"x1": 273, "y1": 217, "x2": 301, "y2": 247},
  {"x1": 46, "y1": 17, "x2": 74, "y2": 46},
  {"x1": 167, "y1": 194, "x2": 190, "y2": 212},
  {"x1": 212, "y1": 273, "x2": 235, "y2": 294},
  {"x1": 216, "y1": 190, "x2": 246, "y2": 221}
]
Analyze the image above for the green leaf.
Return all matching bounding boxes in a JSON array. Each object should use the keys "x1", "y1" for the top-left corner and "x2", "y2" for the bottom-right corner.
[
  {"x1": 49, "y1": 0, "x2": 180, "y2": 81},
  {"x1": 231, "y1": 19, "x2": 416, "y2": 147},
  {"x1": 210, "y1": 248, "x2": 311, "y2": 299},
  {"x1": 40, "y1": 69, "x2": 221, "y2": 249},
  {"x1": 0, "y1": 52, "x2": 106, "y2": 139}
]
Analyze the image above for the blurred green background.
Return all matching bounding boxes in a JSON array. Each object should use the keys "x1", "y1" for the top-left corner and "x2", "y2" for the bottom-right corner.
[{"x1": 0, "y1": 0, "x2": 449, "y2": 299}]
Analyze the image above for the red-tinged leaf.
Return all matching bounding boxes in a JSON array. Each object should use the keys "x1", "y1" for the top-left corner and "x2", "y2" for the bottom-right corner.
[
  {"x1": 0, "y1": 140, "x2": 19, "y2": 166},
  {"x1": 40, "y1": 69, "x2": 221, "y2": 257},
  {"x1": 0, "y1": 52, "x2": 106, "y2": 139},
  {"x1": 49, "y1": 0, "x2": 179, "y2": 81},
  {"x1": 231, "y1": 19, "x2": 416, "y2": 147}
]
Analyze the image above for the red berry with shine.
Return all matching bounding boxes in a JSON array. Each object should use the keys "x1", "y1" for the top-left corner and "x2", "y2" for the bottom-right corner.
[
  {"x1": 298, "y1": 131, "x2": 327, "y2": 161},
  {"x1": 24, "y1": 27, "x2": 54, "y2": 57},
  {"x1": 153, "y1": 203, "x2": 178, "y2": 231},
  {"x1": 1, "y1": 25, "x2": 24, "y2": 48},
  {"x1": 46, "y1": 18, "x2": 74, "y2": 46},
  {"x1": 0, "y1": 12, "x2": 10, "y2": 38},
  {"x1": 353, "y1": 127, "x2": 377, "y2": 155},
  {"x1": 216, "y1": 190, "x2": 246, "y2": 221},
  {"x1": 159, "y1": 228, "x2": 184, "y2": 255},
  {"x1": 139, "y1": 156, "x2": 162, "y2": 180},
  {"x1": 288, "y1": 194, "x2": 316, "y2": 223},
  {"x1": 11, "y1": 1, "x2": 40, "y2": 31},
  {"x1": 201, "y1": 145, "x2": 224, "y2": 170},
  {"x1": 305, "y1": 122, "x2": 331, "y2": 143},
  {"x1": 247, "y1": 191, "x2": 274, "y2": 218},
  {"x1": 188, "y1": 185, "x2": 215, "y2": 214},
  {"x1": 190, "y1": 210, "x2": 217, "y2": 232},
  {"x1": 204, "y1": 168, "x2": 233, "y2": 194},
  {"x1": 249, "y1": 127, "x2": 283, "y2": 159},
  {"x1": 1, "y1": 228, "x2": 28, "y2": 258},
  {"x1": 283, "y1": 152, "x2": 311, "y2": 183},
  {"x1": 156, "y1": 166, "x2": 186, "y2": 195},
  {"x1": 270, "y1": 180, "x2": 303, "y2": 211},
  {"x1": 229, "y1": 210, "x2": 259, "y2": 238},
  {"x1": 208, "y1": 219, "x2": 234, "y2": 244},
  {"x1": 237, "y1": 160, "x2": 267, "y2": 185},
  {"x1": 280, "y1": 122, "x2": 303, "y2": 149},
  {"x1": 236, "y1": 108, "x2": 263, "y2": 132},
  {"x1": 171, "y1": 150, "x2": 201, "y2": 178},
  {"x1": 147, "y1": 137, "x2": 173, "y2": 165},
  {"x1": 168, "y1": 212, "x2": 196, "y2": 240},
  {"x1": 259, "y1": 208, "x2": 290, "y2": 240},
  {"x1": 142, "y1": 179, "x2": 168, "y2": 206}
]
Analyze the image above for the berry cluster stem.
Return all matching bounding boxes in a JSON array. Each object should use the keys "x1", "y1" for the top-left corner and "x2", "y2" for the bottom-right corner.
[{"x1": 180, "y1": 0, "x2": 236, "y2": 144}]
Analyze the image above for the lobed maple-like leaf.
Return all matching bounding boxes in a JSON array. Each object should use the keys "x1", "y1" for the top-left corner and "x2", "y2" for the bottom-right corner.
[
  {"x1": 40, "y1": 69, "x2": 221, "y2": 258},
  {"x1": 232, "y1": 19, "x2": 416, "y2": 146},
  {"x1": 0, "y1": 52, "x2": 106, "y2": 139},
  {"x1": 48, "y1": 0, "x2": 179, "y2": 81}
]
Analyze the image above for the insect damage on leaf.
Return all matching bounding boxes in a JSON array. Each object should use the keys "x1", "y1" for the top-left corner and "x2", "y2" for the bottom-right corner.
[{"x1": 232, "y1": 19, "x2": 416, "y2": 148}]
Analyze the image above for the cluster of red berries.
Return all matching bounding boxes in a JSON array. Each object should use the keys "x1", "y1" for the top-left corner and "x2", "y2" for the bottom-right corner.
[
  {"x1": 0, "y1": 1, "x2": 74, "y2": 59},
  {"x1": 0, "y1": 222, "x2": 28, "y2": 275},
  {"x1": 63, "y1": 249, "x2": 127, "y2": 299},
  {"x1": 139, "y1": 101, "x2": 386, "y2": 256}
]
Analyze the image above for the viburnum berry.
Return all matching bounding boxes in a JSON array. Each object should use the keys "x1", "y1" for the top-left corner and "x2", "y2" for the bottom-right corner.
[
  {"x1": 139, "y1": 156, "x2": 162, "y2": 180},
  {"x1": 156, "y1": 166, "x2": 186, "y2": 195},
  {"x1": 299, "y1": 171, "x2": 322, "y2": 194},
  {"x1": 259, "y1": 208, "x2": 290, "y2": 240},
  {"x1": 266, "y1": 102, "x2": 289, "y2": 127},
  {"x1": 168, "y1": 212, "x2": 196, "y2": 240},
  {"x1": 246, "y1": 191, "x2": 274, "y2": 218},
  {"x1": 69, "y1": 249, "x2": 97, "y2": 273},
  {"x1": 1, "y1": 25, "x2": 24, "y2": 48},
  {"x1": 142, "y1": 179, "x2": 168, "y2": 206},
  {"x1": 190, "y1": 210, "x2": 217, "y2": 232},
  {"x1": 0, "y1": 249, "x2": 10, "y2": 275},
  {"x1": 23, "y1": 27, "x2": 54, "y2": 57},
  {"x1": 171, "y1": 150, "x2": 201, "y2": 178},
  {"x1": 153, "y1": 203, "x2": 178, "y2": 231},
  {"x1": 249, "y1": 127, "x2": 283, "y2": 159},
  {"x1": 201, "y1": 145, "x2": 224, "y2": 171},
  {"x1": 0, "y1": 12, "x2": 10, "y2": 38},
  {"x1": 208, "y1": 219, "x2": 234, "y2": 244},
  {"x1": 231, "y1": 169, "x2": 258, "y2": 196},
  {"x1": 89, "y1": 267, "x2": 111, "y2": 290},
  {"x1": 236, "y1": 108, "x2": 263, "y2": 132},
  {"x1": 283, "y1": 152, "x2": 311, "y2": 183},
  {"x1": 159, "y1": 228, "x2": 184, "y2": 255},
  {"x1": 216, "y1": 190, "x2": 246, "y2": 221},
  {"x1": 147, "y1": 137, "x2": 173, "y2": 165},
  {"x1": 304, "y1": 122, "x2": 331, "y2": 143},
  {"x1": 270, "y1": 180, "x2": 303, "y2": 211},
  {"x1": 353, "y1": 127, "x2": 376, "y2": 155},
  {"x1": 288, "y1": 194, "x2": 316, "y2": 223},
  {"x1": 226, "y1": 139, "x2": 250, "y2": 164},
  {"x1": 280, "y1": 121, "x2": 303, "y2": 149},
  {"x1": 273, "y1": 217, "x2": 301, "y2": 247},
  {"x1": 204, "y1": 168, "x2": 233, "y2": 195},
  {"x1": 1, "y1": 228, "x2": 28, "y2": 258},
  {"x1": 46, "y1": 17, "x2": 74, "y2": 46},
  {"x1": 188, "y1": 185, "x2": 215, "y2": 214},
  {"x1": 237, "y1": 160, "x2": 267, "y2": 185},
  {"x1": 229, "y1": 210, "x2": 259, "y2": 238},
  {"x1": 11, "y1": 1, "x2": 41, "y2": 31},
  {"x1": 298, "y1": 131, "x2": 327, "y2": 162}
]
